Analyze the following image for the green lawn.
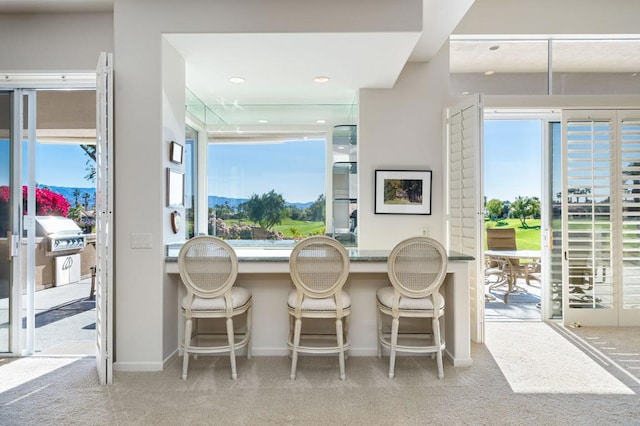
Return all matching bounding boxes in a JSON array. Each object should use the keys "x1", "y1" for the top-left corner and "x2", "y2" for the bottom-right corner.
[
  {"x1": 224, "y1": 218, "x2": 325, "y2": 239},
  {"x1": 273, "y1": 219, "x2": 325, "y2": 238},
  {"x1": 485, "y1": 218, "x2": 541, "y2": 250}
]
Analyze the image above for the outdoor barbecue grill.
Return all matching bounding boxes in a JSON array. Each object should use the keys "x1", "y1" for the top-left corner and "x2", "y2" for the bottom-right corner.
[
  {"x1": 35, "y1": 216, "x2": 86, "y2": 253},
  {"x1": 35, "y1": 216, "x2": 86, "y2": 286}
]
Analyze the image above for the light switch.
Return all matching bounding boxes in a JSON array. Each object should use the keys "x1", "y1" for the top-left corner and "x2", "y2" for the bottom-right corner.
[{"x1": 130, "y1": 233, "x2": 152, "y2": 249}]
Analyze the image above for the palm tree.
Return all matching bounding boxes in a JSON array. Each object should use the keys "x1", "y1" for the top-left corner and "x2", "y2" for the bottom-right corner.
[
  {"x1": 73, "y1": 189, "x2": 81, "y2": 207},
  {"x1": 82, "y1": 192, "x2": 91, "y2": 209}
]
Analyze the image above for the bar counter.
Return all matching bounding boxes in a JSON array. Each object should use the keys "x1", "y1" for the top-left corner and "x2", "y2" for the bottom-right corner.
[{"x1": 165, "y1": 245, "x2": 474, "y2": 367}]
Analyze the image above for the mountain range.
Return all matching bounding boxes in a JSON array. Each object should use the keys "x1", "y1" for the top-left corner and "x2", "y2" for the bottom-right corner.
[
  {"x1": 208, "y1": 195, "x2": 313, "y2": 210},
  {"x1": 46, "y1": 185, "x2": 96, "y2": 209},
  {"x1": 44, "y1": 187, "x2": 314, "y2": 210}
]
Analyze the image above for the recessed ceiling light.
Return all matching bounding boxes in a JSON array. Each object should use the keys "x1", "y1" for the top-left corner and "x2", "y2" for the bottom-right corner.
[
  {"x1": 632, "y1": 72, "x2": 638, "y2": 77},
  {"x1": 313, "y1": 76, "x2": 330, "y2": 83},
  {"x1": 316, "y1": 119, "x2": 326, "y2": 124},
  {"x1": 489, "y1": 45, "x2": 500, "y2": 51},
  {"x1": 258, "y1": 119, "x2": 268, "y2": 124},
  {"x1": 229, "y1": 77, "x2": 245, "y2": 83},
  {"x1": 484, "y1": 70, "x2": 495, "y2": 76},
  {"x1": 338, "y1": 146, "x2": 345, "y2": 150},
  {"x1": 461, "y1": 91, "x2": 470, "y2": 95}
]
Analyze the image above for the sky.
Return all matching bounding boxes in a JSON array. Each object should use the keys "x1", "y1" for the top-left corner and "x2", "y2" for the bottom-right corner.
[
  {"x1": 208, "y1": 139, "x2": 326, "y2": 203},
  {"x1": 483, "y1": 120, "x2": 542, "y2": 202},
  {"x1": 3, "y1": 121, "x2": 542, "y2": 205},
  {"x1": 33, "y1": 144, "x2": 93, "y2": 187},
  {"x1": 0, "y1": 141, "x2": 92, "y2": 188}
]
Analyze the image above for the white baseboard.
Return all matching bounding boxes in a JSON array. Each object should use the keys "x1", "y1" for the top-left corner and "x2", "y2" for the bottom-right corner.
[
  {"x1": 163, "y1": 348, "x2": 178, "y2": 368},
  {"x1": 113, "y1": 361, "x2": 164, "y2": 372}
]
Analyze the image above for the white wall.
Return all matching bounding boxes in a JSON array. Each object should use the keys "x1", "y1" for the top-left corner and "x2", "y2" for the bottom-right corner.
[
  {"x1": 0, "y1": 13, "x2": 113, "y2": 71},
  {"x1": 455, "y1": 0, "x2": 640, "y2": 36},
  {"x1": 161, "y1": 40, "x2": 185, "y2": 362},
  {"x1": 358, "y1": 46, "x2": 451, "y2": 249}
]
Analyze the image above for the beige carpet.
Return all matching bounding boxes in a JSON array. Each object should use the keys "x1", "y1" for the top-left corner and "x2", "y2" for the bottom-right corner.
[
  {"x1": 1, "y1": 324, "x2": 639, "y2": 425},
  {"x1": 485, "y1": 322, "x2": 634, "y2": 394}
]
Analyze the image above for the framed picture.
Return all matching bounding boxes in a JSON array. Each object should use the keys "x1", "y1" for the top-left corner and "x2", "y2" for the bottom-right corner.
[
  {"x1": 375, "y1": 170, "x2": 432, "y2": 215},
  {"x1": 166, "y1": 168, "x2": 184, "y2": 207},
  {"x1": 170, "y1": 141, "x2": 184, "y2": 164}
]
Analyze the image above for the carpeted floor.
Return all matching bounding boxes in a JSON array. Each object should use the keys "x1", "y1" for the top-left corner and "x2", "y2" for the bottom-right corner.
[{"x1": 1, "y1": 323, "x2": 639, "y2": 425}]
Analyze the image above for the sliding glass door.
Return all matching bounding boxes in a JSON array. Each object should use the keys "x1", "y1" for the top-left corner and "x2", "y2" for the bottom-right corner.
[
  {"x1": 0, "y1": 92, "x2": 12, "y2": 353},
  {"x1": 0, "y1": 90, "x2": 37, "y2": 355}
]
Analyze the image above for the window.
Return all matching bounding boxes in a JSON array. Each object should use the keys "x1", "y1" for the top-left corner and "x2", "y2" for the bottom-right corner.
[
  {"x1": 207, "y1": 138, "x2": 326, "y2": 244},
  {"x1": 184, "y1": 125, "x2": 197, "y2": 239},
  {"x1": 450, "y1": 37, "x2": 640, "y2": 95}
]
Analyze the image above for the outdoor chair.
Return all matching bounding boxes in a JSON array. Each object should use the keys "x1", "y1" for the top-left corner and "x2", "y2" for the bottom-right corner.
[
  {"x1": 485, "y1": 227, "x2": 530, "y2": 290},
  {"x1": 484, "y1": 256, "x2": 510, "y2": 297},
  {"x1": 376, "y1": 236, "x2": 447, "y2": 379},
  {"x1": 178, "y1": 236, "x2": 252, "y2": 380},
  {"x1": 287, "y1": 235, "x2": 351, "y2": 380}
]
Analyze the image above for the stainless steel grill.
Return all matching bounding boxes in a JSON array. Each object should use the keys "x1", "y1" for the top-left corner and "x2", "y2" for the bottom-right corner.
[{"x1": 35, "y1": 216, "x2": 86, "y2": 253}]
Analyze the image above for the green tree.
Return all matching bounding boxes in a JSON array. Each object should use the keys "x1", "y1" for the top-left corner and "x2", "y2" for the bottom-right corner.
[
  {"x1": 510, "y1": 196, "x2": 540, "y2": 228},
  {"x1": 215, "y1": 202, "x2": 234, "y2": 220},
  {"x1": 245, "y1": 190, "x2": 286, "y2": 229},
  {"x1": 502, "y1": 200, "x2": 512, "y2": 218},
  {"x1": 80, "y1": 145, "x2": 96, "y2": 182},
  {"x1": 308, "y1": 194, "x2": 326, "y2": 222},
  {"x1": 67, "y1": 204, "x2": 84, "y2": 223},
  {"x1": 486, "y1": 198, "x2": 503, "y2": 220},
  {"x1": 288, "y1": 205, "x2": 305, "y2": 221}
]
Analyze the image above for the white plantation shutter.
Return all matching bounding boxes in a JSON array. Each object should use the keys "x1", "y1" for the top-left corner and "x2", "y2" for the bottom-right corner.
[
  {"x1": 96, "y1": 52, "x2": 114, "y2": 384},
  {"x1": 562, "y1": 110, "x2": 640, "y2": 326},
  {"x1": 447, "y1": 94, "x2": 483, "y2": 342},
  {"x1": 619, "y1": 114, "x2": 640, "y2": 322}
]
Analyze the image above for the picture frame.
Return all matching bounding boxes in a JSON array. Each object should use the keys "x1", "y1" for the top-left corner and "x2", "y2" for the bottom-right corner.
[
  {"x1": 166, "y1": 168, "x2": 184, "y2": 207},
  {"x1": 170, "y1": 141, "x2": 184, "y2": 164},
  {"x1": 375, "y1": 170, "x2": 432, "y2": 215}
]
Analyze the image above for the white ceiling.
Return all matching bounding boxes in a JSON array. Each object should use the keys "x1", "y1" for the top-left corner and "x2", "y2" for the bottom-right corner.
[{"x1": 166, "y1": 32, "x2": 421, "y2": 128}]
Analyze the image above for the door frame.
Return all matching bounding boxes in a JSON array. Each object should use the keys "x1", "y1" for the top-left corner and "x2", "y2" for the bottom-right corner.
[
  {"x1": 0, "y1": 79, "x2": 100, "y2": 358},
  {"x1": 481, "y1": 109, "x2": 560, "y2": 324}
]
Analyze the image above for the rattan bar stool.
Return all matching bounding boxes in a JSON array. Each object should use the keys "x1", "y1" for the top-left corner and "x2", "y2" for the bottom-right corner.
[{"x1": 287, "y1": 235, "x2": 351, "y2": 380}]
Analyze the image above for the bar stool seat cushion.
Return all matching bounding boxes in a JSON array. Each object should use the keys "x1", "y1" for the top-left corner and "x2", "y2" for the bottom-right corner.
[
  {"x1": 287, "y1": 289, "x2": 351, "y2": 311},
  {"x1": 182, "y1": 287, "x2": 252, "y2": 311},
  {"x1": 376, "y1": 287, "x2": 444, "y2": 311}
]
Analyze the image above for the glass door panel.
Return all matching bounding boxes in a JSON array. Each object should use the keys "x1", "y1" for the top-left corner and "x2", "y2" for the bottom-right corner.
[
  {"x1": 0, "y1": 92, "x2": 11, "y2": 352},
  {"x1": 548, "y1": 122, "x2": 563, "y2": 318}
]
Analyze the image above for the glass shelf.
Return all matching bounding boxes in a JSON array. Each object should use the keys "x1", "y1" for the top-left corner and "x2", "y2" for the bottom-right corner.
[{"x1": 332, "y1": 125, "x2": 357, "y2": 245}]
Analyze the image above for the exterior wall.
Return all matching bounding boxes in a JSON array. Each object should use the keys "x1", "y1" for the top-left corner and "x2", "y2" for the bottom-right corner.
[{"x1": 0, "y1": 237, "x2": 95, "y2": 291}]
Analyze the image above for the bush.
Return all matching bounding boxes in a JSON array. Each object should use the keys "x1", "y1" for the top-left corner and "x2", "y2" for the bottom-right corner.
[
  {"x1": 0, "y1": 185, "x2": 70, "y2": 235},
  {"x1": 211, "y1": 218, "x2": 283, "y2": 240}
]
